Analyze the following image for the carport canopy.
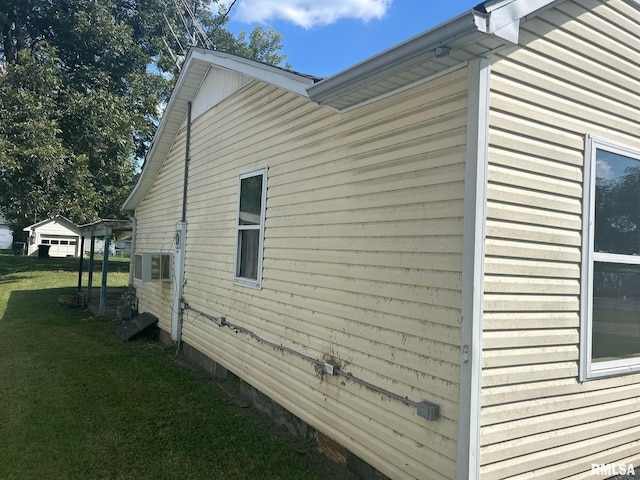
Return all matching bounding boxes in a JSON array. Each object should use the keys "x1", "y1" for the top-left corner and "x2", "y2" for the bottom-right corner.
[{"x1": 77, "y1": 219, "x2": 132, "y2": 317}]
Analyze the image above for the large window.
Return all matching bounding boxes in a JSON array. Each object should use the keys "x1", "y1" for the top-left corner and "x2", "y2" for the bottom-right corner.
[
  {"x1": 582, "y1": 136, "x2": 640, "y2": 379},
  {"x1": 234, "y1": 167, "x2": 267, "y2": 288}
]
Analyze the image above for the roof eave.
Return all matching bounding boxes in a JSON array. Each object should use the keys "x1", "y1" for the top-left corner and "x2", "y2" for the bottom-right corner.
[
  {"x1": 307, "y1": 12, "x2": 481, "y2": 106},
  {"x1": 122, "y1": 48, "x2": 317, "y2": 213},
  {"x1": 122, "y1": 49, "x2": 205, "y2": 213},
  {"x1": 307, "y1": 0, "x2": 562, "y2": 109}
]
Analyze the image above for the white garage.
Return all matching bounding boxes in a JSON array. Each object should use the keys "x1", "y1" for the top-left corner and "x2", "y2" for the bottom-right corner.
[
  {"x1": 23, "y1": 217, "x2": 81, "y2": 257},
  {"x1": 0, "y1": 215, "x2": 12, "y2": 249}
]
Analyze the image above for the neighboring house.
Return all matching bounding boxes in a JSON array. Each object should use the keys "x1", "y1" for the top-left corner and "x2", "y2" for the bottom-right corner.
[
  {"x1": 23, "y1": 217, "x2": 81, "y2": 257},
  {"x1": 83, "y1": 238, "x2": 115, "y2": 256},
  {"x1": 123, "y1": 1, "x2": 640, "y2": 479},
  {"x1": 114, "y1": 235, "x2": 132, "y2": 257},
  {"x1": 0, "y1": 215, "x2": 13, "y2": 249}
]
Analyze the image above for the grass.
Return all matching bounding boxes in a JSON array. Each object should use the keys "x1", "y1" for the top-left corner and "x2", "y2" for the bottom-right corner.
[{"x1": 0, "y1": 251, "x2": 356, "y2": 480}]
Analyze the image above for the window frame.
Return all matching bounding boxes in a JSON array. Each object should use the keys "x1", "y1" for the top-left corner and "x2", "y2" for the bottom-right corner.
[
  {"x1": 581, "y1": 135, "x2": 640, "y2": 380},
  {"x1": 234, "y1": 166, "x2": 268, "y2": 289}
]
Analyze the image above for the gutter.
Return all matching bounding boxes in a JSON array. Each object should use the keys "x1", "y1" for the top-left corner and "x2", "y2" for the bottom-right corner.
[
  {"x1": 307, "y1": 12, "x2": 481, "y2": 105},
  {"x1": 307, "y1": 0, "x2": 562, "y2": 107}
]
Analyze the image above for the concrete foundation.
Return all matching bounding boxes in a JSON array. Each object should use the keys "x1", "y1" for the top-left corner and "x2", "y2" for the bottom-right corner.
[{"x1": 157, "y1": 329, "x2": 388, "y2": 480}]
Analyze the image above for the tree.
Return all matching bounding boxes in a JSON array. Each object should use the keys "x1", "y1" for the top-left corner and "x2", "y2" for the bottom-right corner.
[
  {"x1": 0, "y1": 0, "x2": 288, "y2": 237},
  {"x1": 0, "y1": 45, "x2": 100, "y2": 228},
  {"x1": 235, "y1": 26, "x2": 290, "y2": 68}
]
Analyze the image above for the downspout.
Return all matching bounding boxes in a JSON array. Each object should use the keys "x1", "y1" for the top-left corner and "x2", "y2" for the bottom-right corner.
[
  {"x1": 457, "y1": 56, "x2": 490, "y2": 480},
  {"x1": 171, "y1": 101, "x2": 191, "y2": 344}
]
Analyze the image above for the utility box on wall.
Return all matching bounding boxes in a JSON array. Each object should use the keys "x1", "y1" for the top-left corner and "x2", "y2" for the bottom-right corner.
[{"x1": 134, "y1": 253, "x2": 172, "y2": 282}]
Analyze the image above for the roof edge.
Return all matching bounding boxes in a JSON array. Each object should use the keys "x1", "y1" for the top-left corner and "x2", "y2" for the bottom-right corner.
[
  {"x1": 307, "y1": 12, "x2": 480, "y2": 105},
  {"x1": 123, "y1": 49, "x2": 317, "y2": 212},
  {"x1": 23, "y1": 215, "x2": 79, "y2": 232},
  {"x1": 307, "y1": 0, "x2": 562, "y2": 106}
]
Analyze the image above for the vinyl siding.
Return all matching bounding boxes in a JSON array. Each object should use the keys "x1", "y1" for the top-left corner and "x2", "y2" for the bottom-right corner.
[
  {"x1": 159, "y1": 67, "x2": 472, "y2": 480},
  {"x1": 133, "y1": 132, "x2": 186, "y2": 333},
  {"x1": 481, "y1": 1, "x2": 640, "y2": 478}
]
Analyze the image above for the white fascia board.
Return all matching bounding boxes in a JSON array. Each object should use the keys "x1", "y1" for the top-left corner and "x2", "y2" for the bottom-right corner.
[
  {"x1": 308, "y1": 0, "x2": 564, "y2": 106},
  {"x1": 122, "y1": 48, "x2": 315, "y2": 212},
  {"x1": 475, "y1": 0, "x2": 562, "y2": 42},
  {"x1": 307, "y1": 12, "x2": 479, "y2": 105},
  {"x1": 122, "y1": 58, "x2": 200, "y2": 212},
  {"x1": 189, "y1": 49, "x2": 316, "y2": 97}
]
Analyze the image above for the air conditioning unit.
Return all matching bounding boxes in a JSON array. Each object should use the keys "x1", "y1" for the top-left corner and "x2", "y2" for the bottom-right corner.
[{"x1": 134, "y1": 253, "x2": 172, "y2": 282}]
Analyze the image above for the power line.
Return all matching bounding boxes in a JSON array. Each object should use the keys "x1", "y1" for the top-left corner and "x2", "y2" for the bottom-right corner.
[{"x1": 209, "y1": 0, "x2": 239, "y2": 38}]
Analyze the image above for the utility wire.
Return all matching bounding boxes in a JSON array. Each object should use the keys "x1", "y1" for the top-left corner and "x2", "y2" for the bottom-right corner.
[{"x1": 209, "y1": 0, "x2": 239, "y2": 38}]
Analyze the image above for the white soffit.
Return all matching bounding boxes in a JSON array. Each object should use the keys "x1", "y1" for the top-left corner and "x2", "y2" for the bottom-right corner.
[
  {"x1": 123, "y1": 48, "x2": 318, "y2": 212},
  {"x1": 307, "y1": 0, "x2": 563, "y2": 111}
]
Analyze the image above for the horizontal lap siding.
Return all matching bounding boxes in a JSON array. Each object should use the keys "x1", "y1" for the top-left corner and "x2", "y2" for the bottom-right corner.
[
  {"x1": 133, "y1": 133, "x2": 186, "y2": 332},
  {"x1": 481, "y1": 1, "x2": 640, "y2": 478},
  {"x1": 180, "y1": 69, "x2": 469, "y2": 480}
]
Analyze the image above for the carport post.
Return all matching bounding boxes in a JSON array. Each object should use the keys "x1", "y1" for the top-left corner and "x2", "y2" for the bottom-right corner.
[
  {"x1": 99, "y1": 235, "x2": 110, "y2": 316},
  {"x1": 77, "y1": 236, "x2": 85, "y2": 292},
  {"x1": 87, "y1": 236, "x2": 95, "y2": 302}
]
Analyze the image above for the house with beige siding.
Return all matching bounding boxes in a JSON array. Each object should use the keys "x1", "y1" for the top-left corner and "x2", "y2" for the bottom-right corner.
[{"x1": 123, "y1": 1, "x2": 640, "y2": 478}]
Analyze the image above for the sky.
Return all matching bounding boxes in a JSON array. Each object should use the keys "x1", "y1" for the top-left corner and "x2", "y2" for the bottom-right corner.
[{"x1": 224, "y1": 0, "x2": 481, "y2": 78}]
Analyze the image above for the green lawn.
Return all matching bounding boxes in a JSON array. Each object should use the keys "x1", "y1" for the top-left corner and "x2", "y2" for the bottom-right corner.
[{"x1": 0, "y1": 251, "x2": 355, "y2": 480}]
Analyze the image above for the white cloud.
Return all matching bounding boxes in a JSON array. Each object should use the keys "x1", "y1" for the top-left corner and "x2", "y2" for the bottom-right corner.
[
  {"x1": 597, "y1": 160, "x2": 614, "y2": 180},
  {"x1": 233, "y1": 0, "x2": 392, "y2": 28}
]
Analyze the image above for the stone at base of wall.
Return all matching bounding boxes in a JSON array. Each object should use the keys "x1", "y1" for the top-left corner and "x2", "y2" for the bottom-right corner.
[{"x1": 157, "y1": 330, "x2": 389, "y2": 480}]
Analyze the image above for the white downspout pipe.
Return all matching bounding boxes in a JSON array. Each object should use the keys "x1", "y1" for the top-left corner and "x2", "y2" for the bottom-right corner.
[{"x1": 171, "y1": 101, "x2": 192, "y2": 343}]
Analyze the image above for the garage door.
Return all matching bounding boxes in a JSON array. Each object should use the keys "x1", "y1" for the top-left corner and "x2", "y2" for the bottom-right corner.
[{"x1": 40, "y1": 237, "x2": 78, "y2": 257}]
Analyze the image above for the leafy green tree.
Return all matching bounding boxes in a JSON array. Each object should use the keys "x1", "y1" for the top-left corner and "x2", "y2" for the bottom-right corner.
[
  {"x1": 0, "y1": 46, "x2": 98, "y2": 230},
  {"x1": 0, "y1": 0, "x2": 288, "y2": 238},
  {"x1": 235, "y1": 26, "x2": 290, "y2": 68}
]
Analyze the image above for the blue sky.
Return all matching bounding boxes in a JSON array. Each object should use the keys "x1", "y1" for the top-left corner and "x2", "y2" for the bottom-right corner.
[{"x1": 224, "y1": 1, "x2": 480, "y2": 78}]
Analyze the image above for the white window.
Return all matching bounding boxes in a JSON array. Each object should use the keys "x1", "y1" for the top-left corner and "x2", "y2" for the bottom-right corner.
[
  {"x1": 581, "y1": 135, "x2": 640, "y2": 379},
  {"x1": 234, "y1": 167, "x2": 267, "y2": 288}
]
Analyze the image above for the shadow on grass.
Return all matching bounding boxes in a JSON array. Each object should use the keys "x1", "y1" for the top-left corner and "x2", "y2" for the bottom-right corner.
[
  {"x1": 0, "y1": 285, "x2": 359, "y2": 480},
  {"x1": 0, "y1": 252, "x2": 130, "y2": 279},
  {"x1": 2, "y1": 287, "x2": 86, "y2": 324}
]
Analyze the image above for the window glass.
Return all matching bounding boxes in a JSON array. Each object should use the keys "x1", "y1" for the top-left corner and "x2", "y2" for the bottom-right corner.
[
  {"x1": 235, "y1": 168, "x2": 266, "y2": 287},
  {"x1": 594, "y1": 150, "x2": 640, "y2": 255},
  {"x1": 236, "y1": 230, "x2": 260, "y2": 280},
  {"x1": 239, "y1": 176, "x2": 263, "y2": 225},
  {"x1": 583, "y1": 137, "x2": 640, "y2": 379},
  {"x1": 592, "y1": 262, "x2": 640, "y2": 362}
]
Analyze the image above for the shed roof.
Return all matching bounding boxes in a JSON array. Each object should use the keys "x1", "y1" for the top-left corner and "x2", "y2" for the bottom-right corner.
[
  {"x1": 23, "y1": 216, "x2": 80, "y2": 234},
  {"x1": 123, "y1": 0, "x2": 568, "y2": 212}
]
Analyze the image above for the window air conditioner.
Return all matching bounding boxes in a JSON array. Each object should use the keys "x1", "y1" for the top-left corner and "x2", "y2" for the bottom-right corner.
[{"x1": 134, "y1": 253, "x2": 171, "y2": 282}]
